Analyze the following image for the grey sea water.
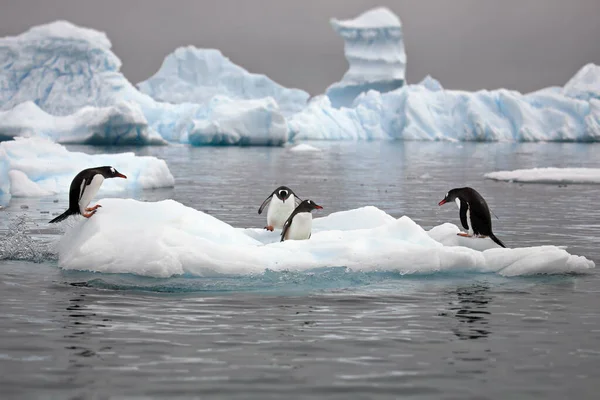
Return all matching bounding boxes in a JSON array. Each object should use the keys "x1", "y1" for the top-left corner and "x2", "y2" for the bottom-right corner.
[{"x1": 1, "y1": 142, "x2": 599, "y2": 399}]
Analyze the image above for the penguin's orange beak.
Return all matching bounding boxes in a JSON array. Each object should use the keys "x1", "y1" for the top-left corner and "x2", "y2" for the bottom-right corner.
[
  {"x1": 116, "y1": 173, "x2": 127, "y2": 179},
  {"x1": 315, "y1": 205, "x2": 323, "y2": 209},
  {"x1": 438, "y1": 199, "x2": 447, "y2": 206}
]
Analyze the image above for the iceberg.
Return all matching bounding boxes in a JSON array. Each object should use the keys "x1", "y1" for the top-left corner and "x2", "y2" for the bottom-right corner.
[
  {"x1": 0, "y1": 21, "x2": 289, "y2": 146},
  {"x1": 291, "y1": 69, "x2": 600, "y2": 142},
  {"x1": 137, "y1": 47, "x2": 309, "y2": 115},
  {"x1": 56, "y1": 199, "x2": 594, "y2": 278},
  {"x1": 485, "y1": 167, "x2": 600, "y2": 184},
  {"x1": 0, "y1": 137, "x2": 174, "y2": 197},
  {"x1": 0, "y1": 101, "x2": 166, "y2": 145},
  {"x1": 326, "y1": 7, "x2": 406, "y2": 108},
  {"x1": 563, "y1": 63, "x2": 600, "y2": 101}
]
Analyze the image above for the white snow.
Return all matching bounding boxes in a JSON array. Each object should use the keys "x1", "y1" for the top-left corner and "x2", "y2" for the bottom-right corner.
[
  {"x1": 289, "y1": 144, "x2": 321, "y2": 152},
  {"x1": 137, "y1": 47, "x2": 309, "y2": 116},
  {"x1": 326, "y1": 7, "x2": 406, "y2": 108},
  {"x1": 0, "y1": 101, "x2": 166, "y2": 145},
  {"x1": 56, "y1": 199, "x2": 595, "y2": 278},
  {"x1": 485, "y1": 167, "x2": 600, "y2": 184},
  {"x1": 0, "y1": 137, "x2": 174, "y2": 197},
  {"x1": 563, "y1": 63, "x2": 600, "y2": 101}
]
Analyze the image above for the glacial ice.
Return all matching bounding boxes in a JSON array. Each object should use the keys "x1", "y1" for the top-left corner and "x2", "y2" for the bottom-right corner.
[
  {"x1": 56, "y1": 199, "x2": 595, "y2": 278},
  {"x1": 291, "y1": 70, "x2": 600, "y2": 142},
  {"x1": 137, "y1": 47, "x2": 309, "y2": 116},
  {"x1": 485, "y1": 167, "x2": 600, "y2": 184},
  {"x1": 0, "y1": 137, "x2": 174, "y2": 197},
  {"x1": 0, "y1": 21, "x2": 291, "y2": 146},
  {"x1": 326, "y1": 7, "x2": 406, "y2": 108},
  {"x1": 0, "y1": 101, "x2": 166, "y2": 145}
]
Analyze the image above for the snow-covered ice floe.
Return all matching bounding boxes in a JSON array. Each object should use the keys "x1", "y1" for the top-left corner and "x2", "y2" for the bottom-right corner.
[
  {"x1": 137, "y1": 47, "x2": 309, "y2": 116},
  {"x1": 0, "y1": 137, "x2": 174, "y2": 197},
  {"x1": 326, "y1": 7, "x2": 406, "y2": 108},
  {"x1": 57, "y1": 200, "x2": 595, "y2": 278},
  {"x1": 288, "y1": 144, "x2": 322, "y2": 152},
  {"x1": 485, "y1": 167, "x2": 600, "y2": 184}
]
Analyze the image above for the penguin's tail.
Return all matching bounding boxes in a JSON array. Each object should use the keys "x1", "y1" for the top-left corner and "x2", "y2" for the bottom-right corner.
[
  {"x1": 489, "y1": 233, "x2": 506, "y2": 248},
  {"x1": 49, "y1": 209, "x2": 77, "y2": 224}
]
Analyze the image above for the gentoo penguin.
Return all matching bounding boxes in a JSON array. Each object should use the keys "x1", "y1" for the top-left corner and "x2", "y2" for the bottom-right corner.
[
  {"x1": 280, "y1": 199, "x2": 323, "y2": 242},
  {"x1": 438, "y1": 187, "x2": 505, "y2": 248},
  {"x1": 49, "y1": 166, "x2": 127, "y2": 223},
  {"x1": 258, "y1": 186, "x2": 302, "y2": 231}
]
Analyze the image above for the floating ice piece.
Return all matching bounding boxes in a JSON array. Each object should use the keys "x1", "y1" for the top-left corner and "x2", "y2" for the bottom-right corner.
[
  {"x1": 0, "y1": 137, "x2": 174, "y2": 197},
  {"x1": 291, "y1": 68, "x2": 600, "y2": 142},
  {"x1": 563, "y1": 63, "x2": 600, "y2": 101},
  {"x1": 288, "y1": 144, "x2": 322, "y2": 152},
  {"x1": 187, "y1": 97, "x2": 288, "y2": 146},
  {"x1": 137, "y1": 47, "x2": 309, "y2": 116},
  {"x1": 326, "y1": 7, "x2": 406, "y2": 108},
  {"x1": 56, "y1": 199, "x2": 594, "y2": 278},
  {"x1": 485, "y1": 167, "x2": 600, "y2": 184},
  {"x1": 0, "y1": 101, "x2": 166, "y2": 145}
]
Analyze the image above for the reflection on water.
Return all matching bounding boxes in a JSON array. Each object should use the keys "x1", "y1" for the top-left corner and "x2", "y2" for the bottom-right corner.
[{"x1": 448, "y1": 284, "x2": 492, "y2": 340}]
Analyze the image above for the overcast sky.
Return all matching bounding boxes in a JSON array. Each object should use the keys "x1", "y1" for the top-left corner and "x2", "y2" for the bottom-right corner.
[{"x1": 1, "y1": 0, "x2": 599, "y2": 95}]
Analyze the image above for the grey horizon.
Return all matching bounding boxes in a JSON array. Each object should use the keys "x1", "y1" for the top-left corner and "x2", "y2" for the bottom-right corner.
[{"x1": 1, "y1": 0, "x2": 599, "y2": 95}]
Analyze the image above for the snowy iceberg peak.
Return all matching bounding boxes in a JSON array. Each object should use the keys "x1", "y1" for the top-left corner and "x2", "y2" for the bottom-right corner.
[
  {"x1": 563, "y1": 63, "x2": 600, "y2": 101},
  {"x1": 326, "y1": 7, "x2": 406, "y2": 108},
  {"x1": 137, "y1": 46, "x2": 309, "y2": 115}
]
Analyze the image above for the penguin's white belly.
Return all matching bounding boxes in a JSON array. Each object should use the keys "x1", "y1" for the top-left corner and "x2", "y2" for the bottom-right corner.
[
  {"x1": 267, "y1": 196, "x2": 295, "y2": 229},
  {"x1": 78, "y1": 174, "x2": 104, "y2": 213},
  {"x1": 455, "y1": 198, "x2": 474, "y2": 235},
  {"x1": 285, "y1": 213, "x2": 312, "y2": 240}
]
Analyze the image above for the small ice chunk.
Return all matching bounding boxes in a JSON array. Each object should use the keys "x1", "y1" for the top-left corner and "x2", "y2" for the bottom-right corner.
[{"x1": 485, "y1": 168, "x2": 600, "y2": 184}]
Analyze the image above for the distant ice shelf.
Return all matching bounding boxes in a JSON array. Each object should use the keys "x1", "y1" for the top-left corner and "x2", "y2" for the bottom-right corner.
[
  {"x1": 57, "y1": 199, "x2": 594, "y2": 278},
  {"x1": 0, "y1": 137, "x2": 174, "y2": 197},
  {"x1": 485, "y1": 167, "x2": 600, "y2": 184}
]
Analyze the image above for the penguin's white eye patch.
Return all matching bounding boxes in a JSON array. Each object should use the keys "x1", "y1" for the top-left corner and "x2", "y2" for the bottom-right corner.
[{"x1": 110, "y1": 167, "x2": 115, "y2": 173}]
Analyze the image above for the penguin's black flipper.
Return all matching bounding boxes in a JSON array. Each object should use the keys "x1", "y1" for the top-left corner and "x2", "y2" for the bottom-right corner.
[
  {"x1": 489, "y1": 233, "x2": 506, "y2": 248},
  {"x1": 459, "y1": 201, "x2": 469, "y2": 230},
  {"x1": 49, "y1": 209, "x2": 77, "y2": 224},
  {"x1": 294, "y1": 196, "x2": 303, "y2": 208},
  {"x1": 258, "y1": 195, "x2": 273, "y2": 215},
  {"x1": 280, "y1": 215, "x2": 293, "y2": 242}
]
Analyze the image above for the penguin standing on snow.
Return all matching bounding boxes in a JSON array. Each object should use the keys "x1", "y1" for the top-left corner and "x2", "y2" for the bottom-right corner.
[
  {"x1": 258, "y1": 186, "x2": 302, "y2": 231},
  {"x1": 281, "y1": 199, "x2": 323, "y2": 242},
  {"x1": 438, "y1": 187, "x2": 505, "y2": 248},
  {"x1": 49, "y1": 166, "x2": 127, "y2": 223}
]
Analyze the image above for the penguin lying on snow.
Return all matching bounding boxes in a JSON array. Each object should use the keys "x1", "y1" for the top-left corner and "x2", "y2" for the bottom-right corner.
[
  {"x1": 438, "y1": 187, "x2": 505, "y2": 248},
  {"x1": 49, "y1": 166, "x2": 127, "y2": 223},
  {"x1": 281, "y1": 199, "x2": 323, "y2": 242},
  {"x1": 258, "y1": 186, "x2": 302, "y2": 231}
]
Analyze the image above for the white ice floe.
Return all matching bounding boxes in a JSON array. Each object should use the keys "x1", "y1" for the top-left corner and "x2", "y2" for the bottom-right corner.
[
  {"x1": 485, "y1": 167, "x2": 600, "y2": 184},
  {"x1": 137, "y1": 47, "x2": 309, "y2": 115},
  {"x1": 326, "y1": 7, "x2": 406, "y2": 108},
  {"x1": 56, "y1": 200, "x2": 595, "y2": 278},
  {"x1": 288, "y1": 144, "x2": 322, "y2": 152},
  {"x1": 0, "y1": 137, "x2": 174, "y2": 197}
]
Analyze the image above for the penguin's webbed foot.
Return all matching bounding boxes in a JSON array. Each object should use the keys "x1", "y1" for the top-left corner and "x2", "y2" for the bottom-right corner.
[
  {"x1": 85, "y1": 204, "x2": 102, "y2": 212},
  {"x1": 457, "y1": 232, "x2": 472, "y2": 237},
  {"x1": 82, "y1": 210, "x2": 97, "y2": 218},
  {"x1": 264, "y1": 225, "x2": 274, "y2": 232}
]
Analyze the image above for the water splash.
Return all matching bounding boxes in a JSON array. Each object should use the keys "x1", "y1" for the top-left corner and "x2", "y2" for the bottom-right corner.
[{"x1": 0, "y1": 215, "x2": 57, "y2": 263}]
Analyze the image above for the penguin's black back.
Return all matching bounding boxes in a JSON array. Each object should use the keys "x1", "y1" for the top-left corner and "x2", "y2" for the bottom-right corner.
[{"x1": 457, "y1": 187, "x2": 493, "y2": 236}]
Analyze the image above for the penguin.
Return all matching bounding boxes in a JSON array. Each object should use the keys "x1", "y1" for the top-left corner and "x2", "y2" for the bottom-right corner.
[
  {"x1": 280, "y1": 199, "x2": 323, "y2": 242},
  {"x1": 438, "y1": 187, "x2": 505, "y2": 248},
  {"x1": 258, "y1": 186, "x2": 302, "y2": 231},
  {"x1": 49, "y1": 166, "x2": 127, "y2": 223}
]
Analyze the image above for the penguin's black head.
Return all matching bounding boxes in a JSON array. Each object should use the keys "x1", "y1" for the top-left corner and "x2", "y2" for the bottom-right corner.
[
  {"x1": 298, "y1": 199, "x2": 323, "y2": 212},
  {"x1": 438, "y1": 188, "x2": 461, "y2": 206},
  {"x1": 99, "y1": 166, "x2": 127, "y2": 179},
  {"x1": 275, "y1": 186, "x2": 293, "y2": 202}
]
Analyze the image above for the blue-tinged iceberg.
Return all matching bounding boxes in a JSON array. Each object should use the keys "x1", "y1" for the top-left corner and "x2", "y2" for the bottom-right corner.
[
  {"x1": 137, "y1": 47, "x2": 309, "y2": 115},
  {"x1": 291, "y1": 70, "x2": 600, "y2": 142},
  {"x1": 326, "y1": 7, "x2": 406, "y2": 108},
  {"x1": 0, "y1": 137, "x2": 174, "y2": 197},
  {"x1": 0, "y1": 21, "x2": 289, "y2": 146}
]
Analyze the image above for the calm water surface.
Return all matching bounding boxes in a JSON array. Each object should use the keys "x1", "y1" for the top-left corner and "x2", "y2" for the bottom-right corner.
[{"x1": 1, "y1": 142, "x2": 599, "y2": 399}]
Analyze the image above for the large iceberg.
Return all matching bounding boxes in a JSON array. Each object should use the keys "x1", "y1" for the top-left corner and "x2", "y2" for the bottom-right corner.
[
  {"x1": 0, "y1": 21, "x2": 289, "y2": 146},
  {"x1": 291, "y1": 69, "x2": 600, "y2": 142},
  {"x1": 485, "y1": 167, "x2": 600, "y2": 184},
  {"x1": 0, "y1": 137, "x2": 174, "y2": 197},
  {"x1": 57, "y1": 199, "x2": 594, "y2": 278},
  {"x1": 326, "y1": 7, "x2": 406, "y2": 108},
  {"x1": 137, "y1": 47, "x2": 309, "y2": 115}
]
